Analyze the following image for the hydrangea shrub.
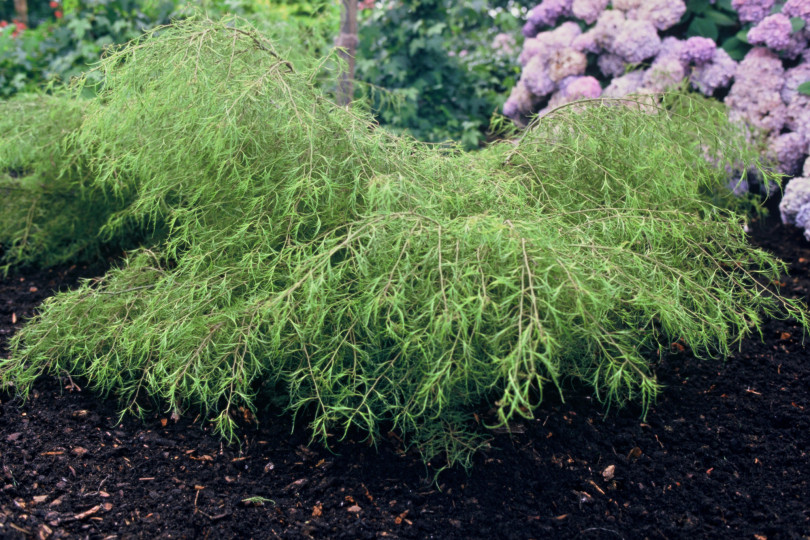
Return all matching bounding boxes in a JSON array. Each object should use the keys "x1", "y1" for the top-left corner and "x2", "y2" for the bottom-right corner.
[{"x1": 504, "y1": 0, "x2": 810, "y2": 238}]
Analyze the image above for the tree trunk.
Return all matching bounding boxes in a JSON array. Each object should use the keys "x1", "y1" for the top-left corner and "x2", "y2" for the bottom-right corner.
[
  {"x1": 13, "y1": 0, "x2": 28, "y2": 26},
  {"x1": 336, "y1": 0, "x2": 358, "y2": 106}
]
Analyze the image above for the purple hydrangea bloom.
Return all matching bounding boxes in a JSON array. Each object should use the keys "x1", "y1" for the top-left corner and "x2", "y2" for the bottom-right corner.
[
  {"x1": 503, "y1": 80, "x2": 539, "y2": 119},
  {"x1": 726, "y1": 47, "x2": 787, "y2": 132},
  {"x1": 543, "y1": 75, "x2": 603, "y2": 111},
  {"x1": 503, "y1": 99, "x2": 518, "y2": 118},
  {"x1": 643, "y1": 57, "x2": 686, "y2": 92},
  {"x1": 612, "y1": 0, "x2": 641, "y2": 10},
  {"x1": 731, "y1": 0, "x2": 776, "y2": 23},
  {"x1": 729, "y1": 176, "x2": 750, "y2": 196},
  {"x1": 589, "y1": 9, "x2": 626, "y2": 50},
  {"x1": 522, "y1": 57, "x2": 557, "y2": 96},
  {"x1": 781, "y1": 62, "x2": 810, "y2": 102},
  {"x1": 611, "y1": 20, "x2": 662, "y2": 64},
  {"x1": 571, "y1": 0, "x2": 609, "y2": 24},
  {"x1": 598, "y1": 53, "x2": 627, "y2": 78},
  {"x1": 779, "y1": 28, "x2": 809, "y2": 59},
  {"x1": 679, "y1": 37, "x2": 717, "y2": 66},
  {"x1": 768, "y1": 132, "x2": 808, "y2": 175},
  {"x1": 548, "y1": 48, "x2": 588, "y2": 81},
  {"x1": 783, "y1": 0, "x2": 810, "y2": 24},
  {"x1": 602, "y1": 70, "x2": 645, "y2": 98},
  {"x1": 747, "y1": 13, "x2": 793, "y2": 50},
  {"x1": 522, "y1": 20, "x2": 539, "y2": 38},
  {"x1": 657, "y1": 36, "x2": 684, "y2": 60},
  {"x1": 539, "y1": 20, "x2": 583, "y2": 48},
  {"x1": 563, "y1": 75, "x2": 603, "y2": 99},
  {"x1": 784, "y1": 93, "x2": 810, "y2": 134},
  {"x1": 519, "y1": 38, "x2": 545, "y2": 66},
  {"x1": 794, "y1": 204, "x2": 810, "y2": 240},
  {"x1": 527, "y1": 0, "x2": 574, "y2": 29},
  {"x1": 571, "y1": 31, "x2": 600, "y2": 53},
  {"x1": 690, "y1": 48, "x2": 737, "y2": 95},
  {"x1": 519, "y1": 21, "x2": 582, "y2": 66},
  {"x1": 780, "y1": 176, "x2": 810, "y2": 226},
  {"x1": 636, "y1": 0, "x2": 687, "y2": 31}
]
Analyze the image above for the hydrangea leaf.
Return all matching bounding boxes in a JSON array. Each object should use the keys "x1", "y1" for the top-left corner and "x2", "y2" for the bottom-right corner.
[
  {"x1": 715, "y1": 0, "x2": 734, "y2": 11},
  {"x1": 797, "y1": 81, "x2": 810, "y2": 96},
  {"x1": 706, "y1": 8, "x2": 738, "y2": 27},
  {"x1": 687, "y1": 0, "x2": 712, "y2": 15},
  {"x1": 688, "y1": 16, "x2": 719, "y2": 40},
  {"x1": 721, "y1": 36, "x2": 749, "y2": 61}
]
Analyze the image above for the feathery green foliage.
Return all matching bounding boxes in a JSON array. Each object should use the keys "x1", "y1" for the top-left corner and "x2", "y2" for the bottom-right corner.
[
  {"x1": 0, "y1": 93, "x2": 152, "y2": 272},
  {"x1": 0, "y1": 17, "x2": 806, "y2": 470}
]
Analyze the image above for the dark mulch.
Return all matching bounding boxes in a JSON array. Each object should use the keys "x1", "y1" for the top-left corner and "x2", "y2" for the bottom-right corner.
[{"x1": 1, "y1": 210, "x2": 809, "y2": 540}]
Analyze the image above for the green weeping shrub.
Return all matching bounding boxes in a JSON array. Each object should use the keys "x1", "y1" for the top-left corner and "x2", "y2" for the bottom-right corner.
[
  {"x1": 0, "y1": 17, "x2": 806, "y2": 469},
  {"x1": 0, "y1": 94, "x2": 159, "y2": 271}
]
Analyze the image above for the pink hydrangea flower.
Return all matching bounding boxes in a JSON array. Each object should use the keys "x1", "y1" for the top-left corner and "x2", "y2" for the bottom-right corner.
[
  {"x1": 747, "y1": 13, "x2": 794, "y2": 50},
  {"x1": 731, "y1": 0, "x2": 776, "y2": 23}
]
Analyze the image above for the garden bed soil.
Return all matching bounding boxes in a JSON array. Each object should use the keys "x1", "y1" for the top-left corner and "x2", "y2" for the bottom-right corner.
[{"x1": 0, "y1": 209, "x2": 809, "y2": 539}]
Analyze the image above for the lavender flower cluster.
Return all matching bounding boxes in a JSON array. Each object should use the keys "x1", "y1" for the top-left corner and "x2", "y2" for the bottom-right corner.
[{"x1": 504, "y1": 0, "x2": 810, "y2": 239}]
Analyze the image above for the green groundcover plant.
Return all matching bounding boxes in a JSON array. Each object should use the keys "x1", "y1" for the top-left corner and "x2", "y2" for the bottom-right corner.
[{"x1": 0, "y1": 17, "x2": 807, "y2": 470}]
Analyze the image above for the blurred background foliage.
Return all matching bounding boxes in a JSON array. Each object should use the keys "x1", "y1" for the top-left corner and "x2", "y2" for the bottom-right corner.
[
  {"x1": 355, "y1": 0, "x2": 534, "y2": 148},
  {"x1": 0, "y1": 0, "x2": 533, "y2": 148},
  {"x1": 0, "y1": 0, "x2": 339, "y2": 96},
  {"x1": 0, "y1": 0, "x2": 756, "y2": 148}
]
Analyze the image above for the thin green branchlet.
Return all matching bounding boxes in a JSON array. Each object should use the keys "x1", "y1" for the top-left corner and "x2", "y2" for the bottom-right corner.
[{"x1": 0, "y1": 17, "x2": 806, "y2": 471}]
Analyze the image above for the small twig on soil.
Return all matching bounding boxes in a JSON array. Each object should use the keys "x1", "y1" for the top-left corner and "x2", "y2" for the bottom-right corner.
[
  {"x1": 61, "y1": 369, "x2": 81, "y2": 392},
  {"x1": 581, "y1": 528, "x2": 624, "y2": 538}
]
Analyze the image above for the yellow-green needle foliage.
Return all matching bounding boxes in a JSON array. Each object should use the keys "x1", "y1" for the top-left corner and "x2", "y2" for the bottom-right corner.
[
  {"x1": 1, "y1": 17, "x2": 806, "y2": 470},
  {"x1": 0, "y1": 94, "x2": 159, "y2": 272}
]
